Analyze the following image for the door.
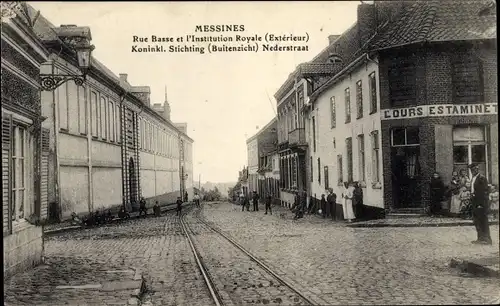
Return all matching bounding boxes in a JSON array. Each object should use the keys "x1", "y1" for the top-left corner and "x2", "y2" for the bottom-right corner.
[{"x1": 391, "y1": 146, "x2": 421, "y2": 208}]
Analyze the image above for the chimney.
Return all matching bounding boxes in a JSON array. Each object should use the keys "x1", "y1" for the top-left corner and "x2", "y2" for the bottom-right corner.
[
  {"x1": 131, "y1": 86, "x2": 151, "y2": 107},
  {"x1": 328, "y1": 35, "x2": 341, "y2": 45},
  {"x1": 357, "y1": 2, "x2": 377, "y2": 47},
  {"x1": 119, "y1": 73, "x2": 128, "y2": 82}
]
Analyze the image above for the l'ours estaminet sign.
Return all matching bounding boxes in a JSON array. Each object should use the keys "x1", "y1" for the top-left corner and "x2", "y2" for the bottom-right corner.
[{"x1": 381, "y1": 103, "x2": 498, "y2": 120}]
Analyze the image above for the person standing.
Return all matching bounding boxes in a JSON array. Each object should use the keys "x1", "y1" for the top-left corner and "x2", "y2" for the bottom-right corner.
[
  {"x1": 184, "y1": 191, "x2": 189, "y2": 203},
  {"x1": 265, "y1": 195, "x2": 272, "y2": 215},
  {"x1": 176, "y1": 197, "x2": 183, "y2": 217},
  {"x1": 342, "y1": 182, "x2": 356, "y2": 223},
  {"x1": 327, "y1": 188, "x2": 337, "y2": 221},
  {"x1": 252, "y1": 191, "x2": 259, "y2": 211},
  {"x1": 469, "y1": 163, "x2": 492, "y2": 245},
  {"x1": 353, "y1": 182, "x2": 364, "y2": 220},
  {"x1": 139, "y1": 197, "x2": 147, "y2": 217},
  {"x1": 429, "y1": 172, "x2": 445, "y2": 216},
  {"x1": 449, "y1": 171, "x2": 462, "y2": 216},
  {"x1": 193, "y1": 193, "x2": 200, "y2": 207},
  {"x1": 242, "y1": 194, "x2": 250, "y2": 211},
  {"x1": 320, "y1": 194, "x2": 327, "y2": 218}
]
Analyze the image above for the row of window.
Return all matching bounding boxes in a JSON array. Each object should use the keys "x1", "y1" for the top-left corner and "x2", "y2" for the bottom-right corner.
[
  {"x1": 388, "y1": 54, "x2": 484, "y2": 106},
  {"x1": 58, "y1": 82, "x2": 122, "y2": 145},
  {"x1": 330, "y1": 71, "x2": 378, "y2": 129},
  {"x1": 312, "y1": 131, "x2": 381, "y2": 189},
  {"x1": 139, "y1": 117, "x2": 179, "y2": 158}
]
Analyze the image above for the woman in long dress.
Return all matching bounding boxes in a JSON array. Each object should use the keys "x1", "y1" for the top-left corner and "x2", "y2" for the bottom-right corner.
[{"x1": 342, "y1": 182, "x2": 356, "y2": 222}]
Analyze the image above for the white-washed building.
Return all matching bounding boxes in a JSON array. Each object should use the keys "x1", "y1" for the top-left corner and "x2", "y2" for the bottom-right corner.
[{"x1": 246, "y1": 134, "x2": 259, "y2": 194}]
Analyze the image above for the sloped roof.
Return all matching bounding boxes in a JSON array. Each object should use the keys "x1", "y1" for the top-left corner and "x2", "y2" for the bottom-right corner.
[
  {"x1": 274, "y1": 23, "x2": 362, "y2": 101},
  {"x1": 369, "y1": 0, "x2": 497, "y2": 50}
]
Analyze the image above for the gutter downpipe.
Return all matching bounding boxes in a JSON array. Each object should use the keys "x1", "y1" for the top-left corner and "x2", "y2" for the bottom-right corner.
[{"x1": 119, "y1": 90, "x2": 127, "y2": 210}]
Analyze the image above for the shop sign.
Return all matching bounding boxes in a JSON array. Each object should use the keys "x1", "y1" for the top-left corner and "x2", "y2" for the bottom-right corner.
[{"x1": 381, "y1": 103, "x2": 498, "y2": 120}]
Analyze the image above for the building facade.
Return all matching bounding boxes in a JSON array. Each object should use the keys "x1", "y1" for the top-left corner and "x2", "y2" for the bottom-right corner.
[
  {"x1": 33, "y1": 10, "x2": 193, "y2": 219},
  {"x1": 371, "y1": 0, "x2": 497, "y2": 212},
  {"x1": 255, "y1": 118, "x2": 280, "y2": 202},
  {"x1": 2, "y1": 3, "x2": 49, "y2": 277},
  {"x1": 246, "y1": 135, "x2": 259, "y2": 194},
  {"x1": 307, "y1": 58, "x2": 384, "y2": 218}
]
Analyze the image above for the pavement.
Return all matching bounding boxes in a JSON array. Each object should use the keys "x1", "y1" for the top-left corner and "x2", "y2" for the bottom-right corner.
[
  {"x1": 203, "y1": 202, "x2": 500, "y2": 305},
  {"x1": 347, "y1": 216, "x2": 499, "y2": 228},
  {"x1": 5, "y1": 201, "x2": 500, "y2": 305}
]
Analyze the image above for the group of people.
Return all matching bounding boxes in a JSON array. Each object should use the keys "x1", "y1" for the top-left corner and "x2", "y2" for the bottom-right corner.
[
  {"x1": 430, "y1": 167, "x2": 499, "y2": 221},
  {"x1": 238, "y1": 191, "x2": 273, "y2": 214},
  {"x1": 431, "y1": 163, "x2": 495, "y2": 245},
  {"x1": 297, "y1": 181, "x2": 363, "y2": 222}
]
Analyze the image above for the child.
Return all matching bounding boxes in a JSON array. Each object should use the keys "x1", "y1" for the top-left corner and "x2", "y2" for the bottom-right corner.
[
  {"x1": 449, "y1": 171, "x2": 462, "y2": 215},
  {"x1": 489, "y1": 185, "x2": 499, "y2": 220},
  {"x1": 459, "y1": 182, "x2": 472, "y2": 219}
]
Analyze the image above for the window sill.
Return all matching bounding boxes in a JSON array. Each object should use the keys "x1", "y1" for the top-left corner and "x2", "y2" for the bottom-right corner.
[
  {"x1": 345, "y1": 120, "x2": 351, "y2": 124},
  {"x1": 356, "y1": 116, "x2": 363, "y2": 120},
  {"x1": 369, "y1": 109, "x2": 378, "y2": 115}
]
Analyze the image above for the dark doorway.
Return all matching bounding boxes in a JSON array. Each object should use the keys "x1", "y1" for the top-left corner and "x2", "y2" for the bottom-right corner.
[
  {"x1": 391, "y1": 146, "x2": 421, "y2": 208},
  {"x1": 129, "y1": 157, "x2": 137, "y2": 207}
]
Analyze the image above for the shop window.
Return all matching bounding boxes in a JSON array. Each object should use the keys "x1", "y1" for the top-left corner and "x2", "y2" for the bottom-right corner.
[
  {"x1": 453, "y1": 125, "x2": 488, "y2": 177},
  {"x1": 391, "y1": 127, "x2": 420, "y2": 146}
]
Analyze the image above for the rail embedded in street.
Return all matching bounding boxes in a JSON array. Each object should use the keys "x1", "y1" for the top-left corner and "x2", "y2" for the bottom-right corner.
[{"x1": 180, "y1": 207, "x2": 319, "y2": 306}]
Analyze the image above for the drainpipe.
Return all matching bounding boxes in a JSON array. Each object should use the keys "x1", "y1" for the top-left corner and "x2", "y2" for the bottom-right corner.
[
  {"x1": 119, "y1": 90, "x2": 127, "y2": 210},
  {"x1": 86, "y1": 84, "x2": 93, "y2": 214}
]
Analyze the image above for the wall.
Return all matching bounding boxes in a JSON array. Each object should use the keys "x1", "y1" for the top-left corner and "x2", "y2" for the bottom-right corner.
[
  {"x1": 3, "y1": 223, "x2": 43, "y2": 278},
  {"x1": 247, "y1": 137, "x2": 259, "y2": 192},
  {"x1": 308, "y1": 59, "x2": 384, "y2": 209}
]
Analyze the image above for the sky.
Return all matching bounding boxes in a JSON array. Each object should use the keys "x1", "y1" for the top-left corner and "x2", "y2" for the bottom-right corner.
[{"x1": 29, "y1": 1, "x2": 358, "y2": 183}]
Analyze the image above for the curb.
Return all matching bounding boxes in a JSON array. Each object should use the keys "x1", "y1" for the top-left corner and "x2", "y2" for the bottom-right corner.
[
  {"x1": 347, "y1": 221, "x2": 498, "y2": 228},
  {"x1": 44, "y1": 203, "x2": 191, "y2": 236},
  {"x1": 449, "y1": 258, "x2": 500, "y2": 278}
]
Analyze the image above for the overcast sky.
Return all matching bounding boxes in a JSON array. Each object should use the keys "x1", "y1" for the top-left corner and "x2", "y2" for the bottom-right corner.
[{"x1": 29, "y1": 1, "x2": 358, "y2": 183}]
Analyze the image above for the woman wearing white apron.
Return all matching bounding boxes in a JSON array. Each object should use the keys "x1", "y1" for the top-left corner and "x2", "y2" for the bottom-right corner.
[{"x1": 342, "y1": 182, "x2": 356, "y2": 222}]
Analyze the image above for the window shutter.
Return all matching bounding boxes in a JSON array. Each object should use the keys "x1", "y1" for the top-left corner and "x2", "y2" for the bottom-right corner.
[
  {"x1": 2, "y1": 114, "x2": 13, "y2": 235},
  {"x1": 40, "y1": 128, "x2": 50, "y2": 220}
]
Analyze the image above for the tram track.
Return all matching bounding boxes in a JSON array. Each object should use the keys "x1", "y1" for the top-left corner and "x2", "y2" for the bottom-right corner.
[{"x1": 180, "y1": 206, "x2": 321, "y2": 306}]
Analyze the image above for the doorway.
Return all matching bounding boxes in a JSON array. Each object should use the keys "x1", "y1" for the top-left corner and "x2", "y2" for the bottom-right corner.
[{"x1": 390, "y1": 127, "x2": 421, "y2": 208}]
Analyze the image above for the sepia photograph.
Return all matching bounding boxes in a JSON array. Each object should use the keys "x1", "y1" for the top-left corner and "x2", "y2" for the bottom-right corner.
[{"x1": 1, "y1": 0, "x2": 498, "y2": 305}]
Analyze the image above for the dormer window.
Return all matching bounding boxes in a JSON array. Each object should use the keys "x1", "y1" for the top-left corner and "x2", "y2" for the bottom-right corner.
[{"x1": 327, "y1": 53, "x2": 343, "y2": 64}]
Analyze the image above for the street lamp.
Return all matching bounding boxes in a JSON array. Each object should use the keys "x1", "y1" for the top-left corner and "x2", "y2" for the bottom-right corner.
[{"x1": 40, "y1": 33, "x2": 95, "y2": 91}]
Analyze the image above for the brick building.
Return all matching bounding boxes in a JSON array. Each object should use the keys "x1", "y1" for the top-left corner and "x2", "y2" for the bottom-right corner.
[{"x1": 370, "y1": 0, "x2": 497, "y2": 213}]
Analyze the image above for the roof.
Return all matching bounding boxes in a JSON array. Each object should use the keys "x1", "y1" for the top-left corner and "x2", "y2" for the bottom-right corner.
[
  {"x1": 246, "y1": 117, "x2": 277, "y2": 144},
  {"x1": 27, "y1": 3, "x2": 194, "y2": 142},
  {"x1": 369, "y1": 0, "x2": 497, "y2": 51},
  {"x1": 274, "y1": 22, "x2": 363, "y2": 101}
]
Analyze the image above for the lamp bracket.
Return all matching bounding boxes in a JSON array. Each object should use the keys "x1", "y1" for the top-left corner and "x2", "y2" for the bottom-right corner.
[{"x1": 40, "y1": 73, "x2": 85, "y2": 91}]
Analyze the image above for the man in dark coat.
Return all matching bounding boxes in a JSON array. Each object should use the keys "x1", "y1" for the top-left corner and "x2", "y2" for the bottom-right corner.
[
  {"x1": 265, "y1": 195, "x2": 272, "y2": 215},
  {"x1": 176, "y1": 197, "x2": 183, "y2": 217},
  {"x1": 252, "y1": 191, "x2": 259, "y2": 211},
  {"x1": 469, "y1": 163, "x2": 492, "y2": 244},
  {"x1": 327, "y1": 188, "x2": 337, "y2": 221}
]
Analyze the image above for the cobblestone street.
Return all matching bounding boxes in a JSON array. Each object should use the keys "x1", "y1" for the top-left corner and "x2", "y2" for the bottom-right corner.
[
  {"x1": 4, "y1": 202, "x2": 500, "y2": 305},
  {"x1": 202, "y1": 202, "x2": 500, "y2": 305}
]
